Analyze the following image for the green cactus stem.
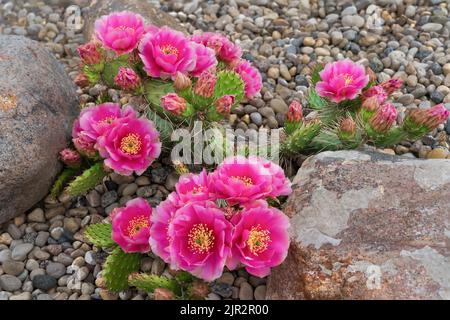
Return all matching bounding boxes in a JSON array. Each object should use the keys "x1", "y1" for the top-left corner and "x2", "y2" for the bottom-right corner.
[
  {"x1": 84, "y1": 223, "x2": 115, "y2": 248},
  {"x1": 65, "y1": 163, "x2": 108, "y2": 196},
  {"x1": 103, "y1": 246, "x2": 140, "y2": 292}
]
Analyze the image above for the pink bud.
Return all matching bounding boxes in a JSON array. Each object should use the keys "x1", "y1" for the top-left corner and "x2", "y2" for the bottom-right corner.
[
  {"x1": 339, "y1": 117, "x2": 356, "y2": 135},
  {"x1": 77, "y1": 41, "x2": 102, "y2": 65},
  {"x1": 362, "y1": 85, "x2": 387, "y2": 104},
  {"x1": 154, "y1": 288, "x2": 174, "y2": 300},
  {"x1": 408, "y1": 104, "x2": 449, "y2": 131},
  {"x1": 287, "y1": 100, "x2": 303, "y2": 122},
  {"x1": 161, "y1": 93, "x2": 187, "y2": 116},
  {"x1": 381, "y1": 78, "x2": 403, "y2": 95},
  {"x1": 114, "y1": 67, "x2": 140, "y2": 91},
  {"x1": 366, "y1": 67, "x2": 377, "y2": 83},
  {"x1": 173, "y1": 72, "x2": 192, "y2": 91},
  {"x1": 193, "y1": 71, "x2": 217, "y2": 98},
  {"x1": 189, "y1": 281, "x2": 210, "y2": 299},
  {"x1": 369, "y1": 103, "x2": 397, "y2": 132},
  {"x1": 215, "y1": 95, "x2": 235, "y2": 115},
  {"x1": 73, "y1": 134, "x2": 97, "y2": 158},
  {"x1": 59, "y1": 148, "x2": 81, "y2": 167},
  {"x1": 74, "y1": 73, "x2": 90, "y2": 88},
  {"x1": 361, "y1": 95, "x2": 381, "y2": 112}
]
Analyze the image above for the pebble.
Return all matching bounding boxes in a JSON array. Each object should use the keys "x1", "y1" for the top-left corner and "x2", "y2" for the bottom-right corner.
[
  {"x1": 46, "y1": 262, "x2": 66, "y2": 279},
  {"x1": 0, "y1": 275, "x2": 22, "y2": 291},
  {"x1": 239, "y1": 282, "x2": 254, "y2": 300},
  {"x1": 254, "y1": 285, "x2": 267, "y2": 300},
  {"x1": 27, "y1": 208, "x2": 45, "y2": 222},
  {"x1": 1, "y1": 260, "x2": 25, "y2": 276},
  {"x1": 11, "y1": 243, "x2": 34, "y2": 261},
  {"x1": 32, "y1": 275, "x2": 57, "y2": 291}
]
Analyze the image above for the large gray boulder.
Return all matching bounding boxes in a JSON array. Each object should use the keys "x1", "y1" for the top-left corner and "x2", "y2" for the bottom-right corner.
[
  {"x1": 83, "y1": 0, "x2": 186, "y2": 41},
  {"x1": 267, "y1": 151, "x2": 450, "y2": 300},
  {"x1": 0, "y1": 36, "x2": 78, "y2": 224}
]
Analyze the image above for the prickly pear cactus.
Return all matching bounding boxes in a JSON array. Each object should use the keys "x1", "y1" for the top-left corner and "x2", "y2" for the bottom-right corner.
[
  {"x1": 65, "y1": 163, "x2": 108, "y2": 196},
  {"x1": 102, "y1": 246, "x2": 141, "y2": 292},
  {"x1": 84, "y1": 223, "x2": 115, "y2": 248}
]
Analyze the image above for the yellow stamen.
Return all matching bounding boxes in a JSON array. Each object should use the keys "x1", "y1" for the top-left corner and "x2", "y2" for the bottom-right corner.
[
  {"x1": 188, "y1": 224, "x2": 215, "y2": 254},
  {"x1": 192, "y1": 186, "x2": 205, "y2": 194},
  {"x1": 344, "y1": 74, "x2": 353, "y2": 86},
  {"x1": 160, "y1": 44, "x2": 179, "y2": 56},
  {"x1": 115, "y1": 25, "x2": 134, "y2": 32},
  {"x1": 120, "y1": 133, "x2": 142, "y2": 155},
  {"x1": 100, "y1": 116, "x2": 115, "y2": 125},
  {"x1": 126, "y1": 215, "x2": 149, "y2": 237},
  {"x1": 247, "y1": 225, "x2": 271, "y2": 256},
  {"x1": 231, "y1": 176, "x2": 253, "y2": 186}
]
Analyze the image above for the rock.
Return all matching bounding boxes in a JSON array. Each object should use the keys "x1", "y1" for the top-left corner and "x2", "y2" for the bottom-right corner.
[
  {"x1": 267, "y1": 151, "x2": 450, "y2": 300},
  {"x1": 270, "y1": 99, "x2": 288, "y2": 114},
  {"x1": 0, "y1": 275, "x2": 22, "y2": 291},
  {"x1": 83, "y1": 0, "x2": 185, "y2": 41},
  {"x1": 0, "y1": 36, "x2": 78, "y2": 224},
  {"x1": 239, "y1": 282, "x2": 254, "y2": 300},
  {"x1": 254, "y1": 285, "x2": 267, "y2": 300},
  {"x1": 46, "y1": 262, "x2": 66, "y2": 279},
  {"x1": 0, "y1": 233, "x2": 12, "y2": 246},
  {"x1": 421, "y1": 23, "x2": 443, "y2": 32},
  {"x1": 427, "y1": 148, "x2": 449, "y2": 159},
  {"x1": 27, "y1": 208, "x2": 45, "y2": 222},
  {"x1": 9, "y1": 292, "x2": 31, "y2": 300},
  {"x1": 342, "y1": 15, "x2": 365, "y2": 28},
  {"x1": 11, "y1": 243, "x2": 34, "y2": 261},
  {"x1": 1, "y1": 260, "x2": 25, "y2": 276},
  {"x1": 32, "y1": 275, "x2": 57, "y2": 291},
  {"x1": 217, "y1": 272, "x2": 235, "y2": 286}
]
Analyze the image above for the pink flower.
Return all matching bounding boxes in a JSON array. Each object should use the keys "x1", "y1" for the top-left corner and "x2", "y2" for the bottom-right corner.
[
  {"x1": 215, "y1": 95, "x2": 235, "y2": 115},
  {"x1": 381, "y1": 78, "x2": 403, "y2": 95},
  {"x1": 139, "y1": 27, "x2": 196, "y2": 80},
  {"x1": 168, "y1": 201, "x2": 233, "y2": 281},
  {"x1": 287, "y1": 100, "x2": 303, "y2": 122},
  {"x1": 160, "y1": 93, "x2": 187, "y2": 116},
  {"x1": 59, "y1": 148, "x2": 81, "y2": 168},
  {"x1": 362, "y1": 85, "x2": 388, "y2": 104},
  {"x1": 193, "y1": 71, "x2": 217, "y2": 98},
  {"x1": 114, "y1": 67, "x2": 140, "y2": 90},
  {"x1": 227, "y1": 200, "x2": 290, "y2": 278},
  {"x1": 369, "y1": 103, "x2": 397, "y2": 132},
  {"x1": 191, "y1": 43, "x2": 217, "y2": 77},
  {"x1": 111, "y1": 197, "x2": 152, "y2": 253},
  {"x1": 94, "y1": 11, "x2": 145, "y2": 55},
  {"x1": 173, "y1": 71, "x2": 192, "y2": 91},
  {"x1": 77, "y1": 41, "x2": 102, "y2": 65},
  {"x1": 234, "y1": 60, "x2": 263, "y2": 99},
  {"x1": 316, "y1": 59, "x2": 369, "y2": 103},
  {"x1": 96, "y1": 116, "x2": 161, "y2": 176},
  {"x1": 210, "y1": 156, "x2": 290, "y2": 204},
  {"x1": 149, "y1": 192, "x2": 182, "y2": 264},
  {"x1": 407, "y1": 104, "x2": 450, "y2": 131},
  {"x1": 175, "y1": 169, "x2": 213, "y2": 203},
  {"x1": 191, "y1": 32, "x2": 242, "y2": 62}
]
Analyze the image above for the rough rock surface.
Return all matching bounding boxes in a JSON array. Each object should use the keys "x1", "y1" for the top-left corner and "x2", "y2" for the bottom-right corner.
[
  {"x1": 83, "y1": 0, "x2": 186, "y2": 41},
  {"x1": 0, "y1": 35, "x2": 78, "y2": 224},
  {"x1": 267, "y1": 151, "x2": 450, "y2": 300}
]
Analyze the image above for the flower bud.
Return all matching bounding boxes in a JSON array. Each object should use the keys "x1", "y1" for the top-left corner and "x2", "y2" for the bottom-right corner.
[
  {"x1": 369, "y1": 103, "x2": 397, "y2": 132},
  {"x1": 59, "y1": 148, "x2": 82, "y2": 168},
  {"x1": 407, "y1": 104, "x2": 450, "y2": 131},
  {"x1": 361, "y1": 95, "x2": 381, "y2": 112},
  {"x1": 362, "y1": 85, "x2": 387, "y2": 104},
  {"x1": 77, "y1": 41, "x2": 102, "y2": 65},
  {"x1": 381, "y1": 78, "x2": 403, "y2": 95},
  {"x1": 189, "y1": 280, "x2": 210, "y2": 299},
  {"x1": 287, "y1": 100, "x2": 303, "y2": 122},
  {"x1": 173, "y1": 72, "x2": 192, "y2": 91},
  {"x1": 339, "y1": 117, "x2": 356, "y2": 135},
  {"x1": 154, "y1": 288, "x2": 174, "y2": 300},
  {"x1": 74, "y1": 73, "x2": 90, "y2": 88},
  {"x1": 161, "y1": 93, "x2": 187, "y2": 116},
  {"x1": 366, "y1": 67, "x2": 377, "y2": 83},
  {"x1": 194, "y1": 71, "x2": 217, "y2": 98},
  {"x1": 73, "y1": 134, "x2": 97, "y2": 158},
  {"x1": 114, "y1": 67, "x2": 140, "y2": 91},
  {"x1": 215, "y1": 95, "x2": 235, "y2": 115}
]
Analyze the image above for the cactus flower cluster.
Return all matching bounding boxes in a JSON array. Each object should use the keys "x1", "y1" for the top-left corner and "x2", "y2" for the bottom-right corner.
[{"x1": 281, "y1": 59, "x2": 450, "y2": 155}]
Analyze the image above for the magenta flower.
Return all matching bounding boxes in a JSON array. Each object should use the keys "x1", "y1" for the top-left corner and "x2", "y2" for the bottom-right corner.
[
  {"x1": 191, "y1": 43, "x2": 217, "y2": 77},
  {"x1": 77, "y1": 41, "x2": 102, "y2": 65},
  {"x1": 287, "y1": 100, "x2": 303, "y2": 122},
  {"x1": 114, "y1": 67, "x2": 140, "y2": 90},
  {"x1": 160, "y1": 93, "x2": 187, "y2": 116},
  {"x1": 96, "y1": 116, "x2": 161, "y2": 176},
  {"x1": 175, "y1": 169, "x2": 214, "y2": 203},
  {"x1": 168, "y1": 201, "x2": 233, "y2": 281},
  {"x1": 139, "y1": 27, "x2": 196, "y2": 80},
  {"x1": 316, "y1": 59, "x2": 369, "y2": 103},
  {"x1": 234, "y1": 60, "x2": 263, "y2": 99},
  {"x1": 369, "y1": 103, "x2": 397, "y2": 132},
  {"x1": 210, "y1": 156, "x2": 287, "y2": 204},
  {"x1": 381, "y1": 78, "x2": 403, "y2": 95},
  {"x1": 111, "y1": 197, "x2": 152, "y2": 253},
  {"x1": 94, "y1": 11, "x2": 145, "y2": 55},
  {"x1": 191, "y1": 32, "x2": 242, "y2": 62},
  {"x1": 215, "y1": 95, "x2": 235, "y2": 115},
  {"x1": 362, "y1": 85, "x2": 388, "y2": 104},
  {"x1": 59, "y1": 149, "x2": 81, "y2": 168},
  {"x1": 193, "y1": 71, "x2": 217, "y2": 98},
  {"x1": 149, "y1": 192, "x2": 182, "y2": 264},
  {"x1": 227, "y1": 200, "x2": 290, "y2": 278}
]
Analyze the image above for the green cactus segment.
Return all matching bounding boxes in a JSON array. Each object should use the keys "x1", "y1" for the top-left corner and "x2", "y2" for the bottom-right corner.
[
  {"x1": 307, "y1": 87, "x2": 327, "y2": 110},
  {"x1": 310, "y1": 63, "x2": 324, "y2": 85},
  {"x1": 206, "y1": 107, "x2": 224, "y2": 122},
  {"x1": 129, "y1": 273, "x2": 182, "y2": 296},
  {"x1": 103, "y1": 247, "x2": 140, "y2": 292},
  {"x1": 214, "y1": 70, "x2": 245, "y2": 105},
  {"x1": 83, "y1": 64, "x2": 103, "y2": 85},
  {"x1": 65, "y1": 163, "x2": 108, "y2": 196},
  {"x1": 145, "y1": 108, "x2": 176, "y2": 148},
  {"x1": 281, "y1": 121, "x2": 322, "y2": 155},
  {"x1": 101, "y1": 55, "x2": 130, "y2": 87},
  {"x1": 84, "y1": 223, "x2": 115, "y2": 248},
  {"x1": 309, "y1": 130, "x2": 345, "y2": 151},
  {"x1": 402, "y1": 117, "x2": 430, "y2": 140},
  {"x1": 285, "y1": 121, "x2": 302, "y2": 135},
  {"x1": 50, "y1": 167, "x2": 79, "y2": 198},
  {"x1": 366, "y1": 126, "x2": 408, "y2": 148}
]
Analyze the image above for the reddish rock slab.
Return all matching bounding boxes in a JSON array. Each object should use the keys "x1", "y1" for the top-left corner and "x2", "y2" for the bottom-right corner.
[
  {"x1": 0, "y1": 36, "x2": 78, "y2": 224},
  {"x1": 267, "y1": 151, "x2": 450, "y2": 300},
  {"x1": 83, "y1": 0, "x2": 186, "y2": 41}
]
